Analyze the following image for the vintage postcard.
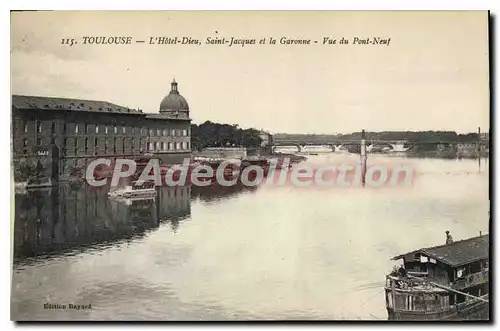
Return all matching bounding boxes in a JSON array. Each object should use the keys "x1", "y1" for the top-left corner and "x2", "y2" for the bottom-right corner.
[{"x1": 10, "y1": 11, "x2": 490, "y2": 321}]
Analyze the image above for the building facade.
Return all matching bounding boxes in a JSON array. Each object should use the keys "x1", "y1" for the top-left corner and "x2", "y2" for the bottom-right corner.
[
  {"x1": 12, "y1": 79, "x2": 192, "y2": 183},
  {"x1": 258, "y1": 130, "x2": 273, "y2": 147}
]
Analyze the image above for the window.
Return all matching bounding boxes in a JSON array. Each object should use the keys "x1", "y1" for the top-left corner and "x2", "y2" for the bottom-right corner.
[
  {"x1": 85, "y1": 124, "x2": 89, "y2": 134},
  {"x1": 149, "y1": 129, "x2": 154, "y2": 137},
  {"x1": 161, "y1": 142, "x2": 166, "y2": 151},
  {"x1": 141, "y1": 127, "x2": 145, "y2": 135},
  {"x1": 132, "y1": 127, "x2": 136, "y2": 135},
  {"x1": 85, "y1": 138, "x2": 89, "y2": 154},
  {"x1": 105, "y1": 126, "x2": 108, "y2": 134},
  {"x1": 114, "y1": 126, "x2": 117, "y2": 134},
  {"x1": 155, "y1": 142, "x2": 160, "y2": 151},
  {"x1": 182, "y1": 129, "x2": 187, "y2": 136},
  {"x1": 95, "y1": 125, "x2": 99, "y2": 134},
  {"x1": 172, "y1": 129, "x2": 176, "y2": 137},
  {"x1": 131, "y1": 138, "x2": 135, "y2": 152},
  {"x1": 51, "y1": 121, "x2": 56, "y2": 134},
  {"x1": 122, "y1": 126, "x2": 126, "y2": 134},
  {"x1": 175, "y1": 142, "x2": 180, "y2": 150},
  {"x1": 36, "y1": 138, "x2": 42, "y2": 146},
  {"x1": 75, "y1": 124, "x2": 79, "y2": 134},
  {"x1": 168, "y1": 142, "x2": 173, "y2": 150},
  {"x1": 22, "y1": 139, "x2": 28, "y2": 154},
  {"x1": 149, "y1": 142, "x2": 153, "y2": 151},
  {"x1": 163, "y1": 129, "x2": 167, "y2": 136},
  {"x1": 186, "y1": 141, "x2": 190, "y2": 150},
  {"x1": 94, "y1": 138, "x2": 98, "y2": 150},
  {"x1": 37, "y1": 121, "x2": 42, "y2": 133},
  {"x1": 23, "y1": 121, "x2": 28, "y2": 133},
  {"x1": 157, "y1": 129, "x2": 161, "y2": 136}
]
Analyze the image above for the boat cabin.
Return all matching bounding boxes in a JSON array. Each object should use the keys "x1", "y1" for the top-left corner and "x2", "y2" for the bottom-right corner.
[
  {"x1": 108, "y1": 180, "x2": 157, "y2": 199},
  {"x1": 130, "y1": 181, "x2": 156, "y2": 190},
  {"x1": 385, "y1": 234, "x2": 489, "y2": 319}
]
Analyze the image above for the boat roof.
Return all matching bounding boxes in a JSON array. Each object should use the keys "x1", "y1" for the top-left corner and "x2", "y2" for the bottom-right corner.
[{"x1": 392, "y1": 234, "x2": 489, "y2": 268}]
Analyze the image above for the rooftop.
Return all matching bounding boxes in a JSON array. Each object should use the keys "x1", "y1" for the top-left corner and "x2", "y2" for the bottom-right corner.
[
  {"x1": 12, "y1": 95, "x2": 190, "y2": 121},
  {"x1": 392, "y1": 234, "x2": 489, "y2": 268},
  {"x1": 12, "y1": 95, "x2": 143, "y2": 115},
  {"x1": 146, "y1": 113, "x2": 191, "y2": 121}
]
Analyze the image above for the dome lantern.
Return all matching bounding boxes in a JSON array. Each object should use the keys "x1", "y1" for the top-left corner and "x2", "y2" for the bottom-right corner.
[{"x1": 171, "y1": 78, "x2": 178, "y2": 93}]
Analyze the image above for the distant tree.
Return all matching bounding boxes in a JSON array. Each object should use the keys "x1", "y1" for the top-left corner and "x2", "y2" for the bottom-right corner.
[
  {"x1": 69, "y1": 165, "x2": 85, "y2": 178},
  {"x1": 191, "y1": 121, "x2": 262, "y2": 150},
  {"x1": 13, "y1": 158, "x2": 38, "y2": 183}
]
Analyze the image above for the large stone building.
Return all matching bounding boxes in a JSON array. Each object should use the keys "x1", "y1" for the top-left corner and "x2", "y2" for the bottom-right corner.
[{"x1": 12, "y1": 79, "x2": 191, "y2": 183}]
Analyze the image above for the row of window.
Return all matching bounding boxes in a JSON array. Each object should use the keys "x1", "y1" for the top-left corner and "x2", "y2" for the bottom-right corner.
[
  {"x1": 20, "y1": 120, "x2": 190, "y2": 137},
  {"x1": 20, "y1": 137, "x2": 190, "y2": 155},
  {"x1": 148, "y1": 141, "x2": 189, "y2": 151}
]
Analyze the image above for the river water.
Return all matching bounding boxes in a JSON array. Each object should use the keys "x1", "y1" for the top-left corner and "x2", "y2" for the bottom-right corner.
[{"x1": 10, "y1": 154, "x2": 489, "y2": 321}]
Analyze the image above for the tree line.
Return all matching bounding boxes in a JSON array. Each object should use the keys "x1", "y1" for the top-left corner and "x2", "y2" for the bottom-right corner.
[
  {"x1": 274, "y1": 131, "x2": 486, "y2": 143},
  {"x1": 190, "y1": 121, "x2": 262, "y2": 151},
  {"x1": 337, "y1": 130, "x2": 485, "y2": 143}
]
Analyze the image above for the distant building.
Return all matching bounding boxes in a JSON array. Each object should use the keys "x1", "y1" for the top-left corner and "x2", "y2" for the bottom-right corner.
[
  {"x1": 457, "y1": 143, "x2": 479, "y2": 157},
  {"x1": 12, "y1": 79, "x2": 192, "y2": 182},
  {"x1": 479, "y1": 132, "x2": 490, "y2": 149},
  {"x1": 258, "y1": 130, "x2": 273, "y2": 147},
  {"x1": 479, "y1": 132, "x2": 489, "y2": 141},
  {"x1": 195, "y1": 147, "x2": 248, "y2": 159}
]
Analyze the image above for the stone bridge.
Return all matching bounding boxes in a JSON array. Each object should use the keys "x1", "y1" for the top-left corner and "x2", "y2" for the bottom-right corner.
[
  {"x1": 271, "y1": 140, "x2": 414, "y2": 153},
  {"x1": 270, "y1": 140, "x2": 478, "y2": 154}
]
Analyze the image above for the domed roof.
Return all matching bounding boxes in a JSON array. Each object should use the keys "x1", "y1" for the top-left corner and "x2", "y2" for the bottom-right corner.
[{"x1": 159, "y1": 79, "x2": 189, "y2": 112}]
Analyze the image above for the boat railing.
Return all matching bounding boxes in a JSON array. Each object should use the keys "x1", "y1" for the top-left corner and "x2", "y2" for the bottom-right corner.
[
  {"x1": 385, "y1": 274, "x2": 432, "y2": 292},
  {"x1": 407, "y1": 271, "x2": 428, "y2": 277},
  {"x1": 451, "y1": 269, "x2": 489, "y2": 290}
]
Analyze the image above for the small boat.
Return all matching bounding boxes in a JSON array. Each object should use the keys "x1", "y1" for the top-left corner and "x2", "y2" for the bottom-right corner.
[
  {"x1": 108, "y1": 181, "x2": 157, "y2": 199},
  {"x1": 385, "y1": 233, "x2": 489, "y2": 320},
  {"x1": 110, "y1": 196, "x2": 156, "y2": 206}
]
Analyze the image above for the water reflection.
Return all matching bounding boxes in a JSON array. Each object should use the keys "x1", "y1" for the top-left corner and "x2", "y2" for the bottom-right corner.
[
  {"x1": 13, "y1": 181, "x2": 259, "y2": 263},
  {"x1": 13, "y1": 184, "x2": 188, "y2": 262},
  {"x1": 191, "y1": 181, "x2": 259, "y2": 203}
]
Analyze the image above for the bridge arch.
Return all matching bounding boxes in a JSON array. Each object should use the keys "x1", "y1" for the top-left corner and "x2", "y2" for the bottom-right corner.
[{"x1": 271, "y1": 143, "x2": 302, "y2": 153}]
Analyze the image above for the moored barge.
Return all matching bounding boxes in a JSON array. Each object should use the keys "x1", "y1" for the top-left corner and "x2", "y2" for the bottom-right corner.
[{"x1": 385, "y1": 233, "x2": 489, "y2": 320}]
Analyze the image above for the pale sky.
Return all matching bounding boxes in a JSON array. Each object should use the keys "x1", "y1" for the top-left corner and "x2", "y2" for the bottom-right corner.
[{"x1": 11, "y1": 11, "x2": 490, "y2": 134}]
